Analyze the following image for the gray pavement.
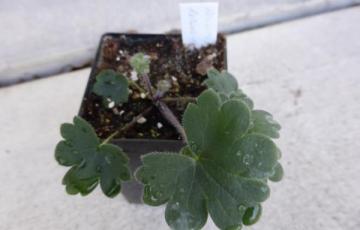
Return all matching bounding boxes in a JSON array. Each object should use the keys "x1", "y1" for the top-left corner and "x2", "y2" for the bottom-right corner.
[
  {"x1": 1, "y1": 0, "x2": 359, "y2": 84},
  {"x1": 0, "y1": 6, "x2": 360, "y2": 230}
]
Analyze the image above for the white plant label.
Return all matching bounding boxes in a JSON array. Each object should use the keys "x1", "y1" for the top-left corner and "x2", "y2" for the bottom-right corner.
[{"x1": 180, "y1": 2, "x2": 218, "y2": 48}]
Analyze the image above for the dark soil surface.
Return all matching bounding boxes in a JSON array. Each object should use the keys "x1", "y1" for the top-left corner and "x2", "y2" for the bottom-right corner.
[{"x1": 79, "y1": 33, "x2": 226, "y2": 140}]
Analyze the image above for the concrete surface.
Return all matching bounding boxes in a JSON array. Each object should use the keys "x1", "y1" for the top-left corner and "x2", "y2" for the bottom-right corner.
[
  {"x1": 1, "y1": 0, "x2": 360, "y2": 84},
  {"x1": 1, "y1": 6, "x2": 360, "y2": 230}
]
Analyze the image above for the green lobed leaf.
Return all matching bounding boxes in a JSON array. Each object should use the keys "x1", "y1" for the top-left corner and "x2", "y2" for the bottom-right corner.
[
  {"x1": 137, "y1": 89, "x2": 283, "y2": 230},
  {"x1": 204, "y1": 69, "x2": 238, "y2": 96},
  {"x1": 205, "y1": 69, "x2": 253, "y2": 109},
  {"x1": 230, "y1": 89, "x2": 254, "y2": 110},
  {"x1": 93, "y1": 69, "x2": 129, "y2": 105},
  {"x1": 249, "y1": 110, "x2": 281, "y2": 138},
  {"x1": 130, "y1": 52, "x2": 150, "y2": 75},
  {"x1": 55, "y1": 116, "x2": 130, "y2": 197},
  {"x1": 204, "y1": 69, "x2": 281, "y2": 139},
  {"x1": 136, "y1": 152, "x2": 208, "y2": 230}
]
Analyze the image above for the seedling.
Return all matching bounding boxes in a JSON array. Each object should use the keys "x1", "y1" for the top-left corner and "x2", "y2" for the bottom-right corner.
[{"x1": 55, "y1": 52, "x2": 283, "y2": 230}]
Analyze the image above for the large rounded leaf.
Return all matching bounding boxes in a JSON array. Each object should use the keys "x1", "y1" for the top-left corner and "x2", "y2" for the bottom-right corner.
[{"x1": 137, "y1": 89, "x2": 283, "y2": 230}]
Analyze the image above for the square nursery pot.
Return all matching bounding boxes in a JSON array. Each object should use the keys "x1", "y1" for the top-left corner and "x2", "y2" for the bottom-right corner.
[{"x1": 79, "y1": 33, "x2": 227, "y2": 203}]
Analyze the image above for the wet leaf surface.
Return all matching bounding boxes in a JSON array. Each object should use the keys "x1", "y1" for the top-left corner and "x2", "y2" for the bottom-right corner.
[
  {"x1": 136, "y1": 89, "x2": 283, "y2": 230},
  {"x1": 55, "y1": 116, "x2": 130, "y2": 197}
]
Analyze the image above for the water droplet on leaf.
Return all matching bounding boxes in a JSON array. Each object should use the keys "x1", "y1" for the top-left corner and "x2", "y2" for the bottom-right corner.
[
  {"x1": 154, "y1": 191, "x2": 163, "y2": 198},
  {"x1": 78, "y1": 160, "x2": 86, "y2": 168},
  {"x1": 105, "y1": 155, "x2": 112, "y2": 164},
  {"x1": 269, "y1": 163, "x2": 284, "y2": 182},
  {"x1": 260, "y1": 185, "x2": 268, "y2": 194},
  {"x1": 243, "y1": 154, "x2": 254, "y2": 166},
  {"x1": 57, "y1": 157, "x2": 66, "y2": 165},
  {"x1": 243, "y1": 204, "x2": 262, "y2": 226},
  {"x1": 189, "y1": 141, "x2": 198, "y2": 153},
  {"x1": 86, "y1": 181, "x2": 98, "y2": 192},
  {"x1": 238, "y1": 205, "x2": 246, "y2": 213},
  {"x1": 106, "y1": 184, "x2": 120, "y2": 197}
]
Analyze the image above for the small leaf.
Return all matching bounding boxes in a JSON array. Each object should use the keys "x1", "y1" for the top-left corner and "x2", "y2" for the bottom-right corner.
[
  {"x1": 93, "y1": 69, "x2": 129, "y2": 105},
  {"x1": 55, "y1": 116, "x2": 130, "y2": 197},
  {"x1": 130, "y1": 53, "x2": 150, "y2": 75},
  {"x1": 250, "y1": 110, "x2": 281, "y2": 138},
  {"x1": 156, "y1": 80, "x2": 172, "y2": 93},
  {"x1": 137, "y1": 89, "x2": 282, "y2": 230}
]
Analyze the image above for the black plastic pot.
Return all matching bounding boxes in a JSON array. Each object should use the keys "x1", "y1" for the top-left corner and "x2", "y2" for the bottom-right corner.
[{"x1": 79, "y1": 33, "x2": 227, "y2": 203}]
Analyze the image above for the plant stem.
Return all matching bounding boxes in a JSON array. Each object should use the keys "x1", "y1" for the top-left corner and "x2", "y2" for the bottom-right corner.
[
  {"x1": 101, "y1": 106, "x2": 153, "y2": 144},
  {"x1": 161, "y1": 96, "x2": 196, "y2": 103},
  {"x1": 155, "y1": 101, "x2": 188, "y2": 143},
  {"x1": 129, "y1": 73, "x2": 189, "y2": 143},
  {"x1": 100, "y1": 130, "x2": 119, "y2": 146},
  {"x1": 141, "y1": 73, "x2": 155, "y2": 97},
  {"x1": 118, "y1": 106, "x2": 153, "y2": 134},
  {"x1": 129, "y1": 80, "x2": 146, "y2": 94}
]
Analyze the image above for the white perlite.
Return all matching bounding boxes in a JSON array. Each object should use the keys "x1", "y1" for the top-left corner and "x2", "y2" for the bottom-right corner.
[
  {"x1": 130, "y1": 70, "x2": 138, "y2": 81},
  {"x1": 137, "y1": 117, "x2": 147, "y2": 124},
  {"x1": 108, "y1": 101, "x2": 115, "y2": 108},
  {"x1": 156, "y1": 122, "x2": 163, "y2": 129}
]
